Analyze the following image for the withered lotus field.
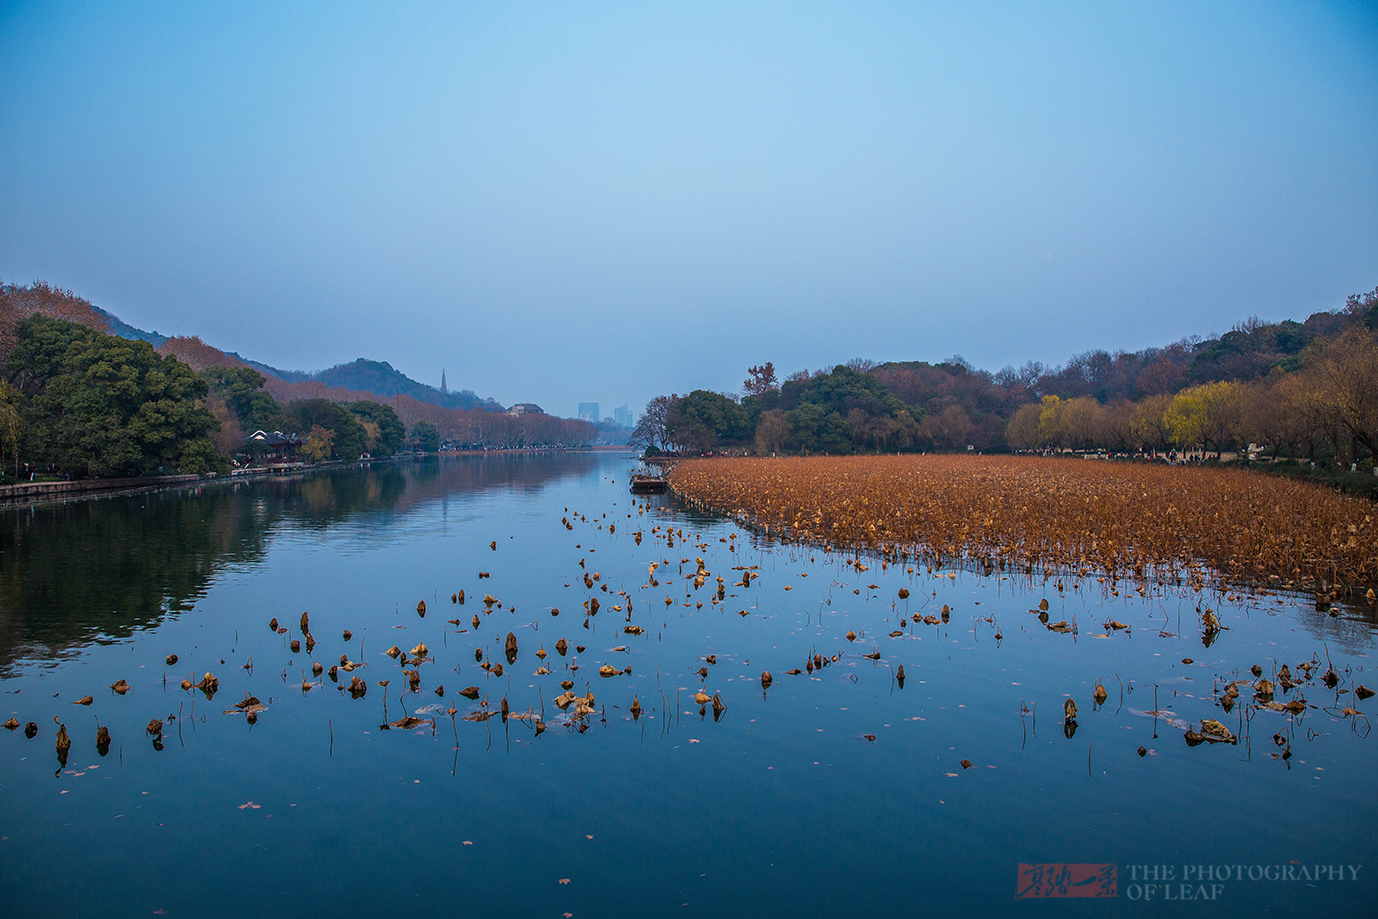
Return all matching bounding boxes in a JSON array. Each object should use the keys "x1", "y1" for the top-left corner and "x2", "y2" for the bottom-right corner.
[{"x1": 669, "y1": 455, "x2": 1377, "y2": 594}]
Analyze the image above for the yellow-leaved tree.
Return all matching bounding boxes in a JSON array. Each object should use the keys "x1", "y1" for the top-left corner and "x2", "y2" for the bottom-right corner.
[{"x1": 302, "y1": 424, "x2": 335, "y2": 463}]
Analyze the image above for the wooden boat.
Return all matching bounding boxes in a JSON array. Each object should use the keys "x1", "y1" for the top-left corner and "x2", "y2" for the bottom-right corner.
[{"x1": 629, "y1": 474, "x2": 667, "y2": 494}]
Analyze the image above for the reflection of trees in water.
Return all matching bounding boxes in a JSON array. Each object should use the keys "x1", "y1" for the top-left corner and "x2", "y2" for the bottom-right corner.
[
  {"x1": 0, "y1": 453, "x2": 605, "y2": 672},
  {"x1": 0, "y1": 489, "x2": 277, "y2": 674}
]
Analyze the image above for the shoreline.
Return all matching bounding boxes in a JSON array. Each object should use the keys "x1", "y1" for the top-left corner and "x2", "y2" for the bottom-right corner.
[{"x1": 0, "y1": 445, "x2": 633, "y2": 508}]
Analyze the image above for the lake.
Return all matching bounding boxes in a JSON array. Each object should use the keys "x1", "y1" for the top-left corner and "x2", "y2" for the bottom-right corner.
[{"x1": 1, "y1": 451, "x2": 1373, "y2": 917}]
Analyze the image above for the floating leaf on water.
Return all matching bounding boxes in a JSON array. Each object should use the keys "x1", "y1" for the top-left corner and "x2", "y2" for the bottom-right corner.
[
  {"x1": 630, "y1": 696, "x2": 642, "y2": 719},
  {"x1": 348, "y1": 676, "x2": 368, "y2": 698},
  {"x1": 417, "y1": 600, "x2": 427, "y2": 617},
  {"x1": 386, "y1": 646, "x2": 401, "y2": 659},
  {"x1": 197, "y1": 673, "x2": 219, "y2": 693},
  {"x1": 382, "y1": 717, "x2": 427, "y2": 730},
  {"x1": 786, "y1": 669, "x2": 802, "y2": 675},
  {"x1": 576, "y1": 646, "x2": 586, "y2": 654},
  {"x1": 712, "y1": 693, "x2": 725, "y2": 716},
  {"x1": 1064, "y1": 699, "x2": 1078, "y2": 721},
  {"x1": 291, "y1": 640, "x2": 301, "y2": 654},
  {"x1": 146, "y1": 719, "x2": 164, "y2": 737},
  {"x1": 25, "y1": 721, "x2": 38, "y2": 738},
  {"x1": 1038, "y1": 599, "x2": 1049, "y2": 612},
  {"x1": 74, "y1": 696, "x2": 93, "y2": 706},
  {"x1": 863, "y1": 734, "x2": 876, "y2": 742},
  {"x1": 111, "y1": 680, "x2": 130, "y2": 695},
  {"x1": 410, "y1": 643, "x2": 429, "y2": 658},
  {"x1": 761, "y1": 671, "x2": 773, "y2": 689},
  {"x1": 555, "y1": 639, "x2": 568, "y2": 657},
  {"x1": 1250, "y1": 664, "x2": 1263, "y2": 677},
  {"x1": 491, "y1": 663, "x2": 504, "y2": 678},
  {"x1": 342, "y1": 630, "x2": 353, "y2": 641},
  {"x1": 960, "y1": 759, "x2": 972, "y2": 769},
  {"x1": 846, "y1": 630, "x2": 857, "y2": 642},
  {"x1": 55, "y1": 723, "x2": 71, "y2": 755},
  {"x1": 2, "y1": 718, "x2": 18, "y2": 731},
  {"x1": 1104, "y1": 620, "x2": 1128, "y2": 631},
  {"x1": 694, "y1": 691, "x2": 711, "y2": 705},
  {"x1": 1137, "y1": 746, "x2": 1147, "y2": 757},
  {"x1": 1093, "y1": 683, "x2": 1107, "y2": 705},
  {"x1": 898, "y1": 588, "x2": 910, "y2": 600},
  {"x1": 96, "y1": 725, "x2": 111, "y2": 751},
  {"x1": 1181, "y1": 658, "x2": 1193, "y2": 665},
  {"x1": 166, "y1": 654, "x2": 178, "y2": 666},
  {"x1": 268, "y1": 618, "x2": 278, "y2": 632},
  {"x1": 458, "y1": 686, "x2": 480, "y2": 699},
  {"x1": 1195, "y1": 719, "x2": 1238, "y2": 744},
  {"x1": 1255, "y1": 679, "x2": 1274, "y2": 699},
  {"x1": 889, "y1": 630, "x2": 904, "y2": 638},
  {"x1": 1356, "y1": 685, "x2": 1375, "y2": 700},
  {"x1": 599, "y1": 665, "x2": 619, "y2": 678}
]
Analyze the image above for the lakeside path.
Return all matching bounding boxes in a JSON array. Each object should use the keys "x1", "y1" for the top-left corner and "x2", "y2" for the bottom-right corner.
[{"x1": 668, "y1": 455, "x2": 1378, "y2": 593}]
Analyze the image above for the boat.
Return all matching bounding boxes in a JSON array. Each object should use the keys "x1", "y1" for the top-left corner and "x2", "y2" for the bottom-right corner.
[{"x1": 629, "y1": 474, "x2": 667, "y2": 494}]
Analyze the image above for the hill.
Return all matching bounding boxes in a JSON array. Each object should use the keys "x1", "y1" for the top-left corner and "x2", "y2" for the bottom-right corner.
[{"x1": 87, "y1": 310, "x2": 501, "y2": 411}]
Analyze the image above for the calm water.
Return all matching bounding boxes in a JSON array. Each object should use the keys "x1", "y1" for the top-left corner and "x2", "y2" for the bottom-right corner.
[{"x1": 1, "y1": 452, "x2": 1373, "y2": 918}]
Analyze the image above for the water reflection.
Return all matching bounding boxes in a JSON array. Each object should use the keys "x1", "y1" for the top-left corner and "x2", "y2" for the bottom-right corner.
[{"x1": 0, "y1": 452, "x2": 602, "y2": 673}]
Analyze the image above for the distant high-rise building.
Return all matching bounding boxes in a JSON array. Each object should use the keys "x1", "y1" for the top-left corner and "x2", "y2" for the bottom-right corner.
[
  {"x1": 440, "y1": 369, "x2": 447, "y2": 395},
  {"x1": 578, "y1": 402, "x2": 599, "y2": 422},
  {"x1": 614, "y1": 404, "x2": 633, "y2": 428}
]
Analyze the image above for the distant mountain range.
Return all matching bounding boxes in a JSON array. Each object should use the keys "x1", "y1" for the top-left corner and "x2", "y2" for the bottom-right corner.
[{"x1": 94, "y1": 307, "x2": 503, "y2": 412}]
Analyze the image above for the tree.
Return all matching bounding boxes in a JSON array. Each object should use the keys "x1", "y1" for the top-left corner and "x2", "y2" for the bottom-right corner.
[
  {"x1": 667, "y1": 390, "x2": 750, "y2": 452},
  {"x1": 204, "y1": 366, "x2": 287, "y2": 433},
  {"x1": 1130, "y1": 394, "x2": 1174, "y2": 451},
  {"x1": 630, "y1": 394, "x2": 677, "y2": 452},
  {"x1": 410, "y1": 420, "x2": 440, "y2": 452},
  {"x1": 1005, "y1": 403, "x2": 1042, "y2": 450},
  {"x1": 347, "y1": 401, "x2": 405, "y2": 456},
  {"x1": 0, "y1": 380, "x2": 22, "y2": 477},
  {"x1": 287, "y1": 399, "x2": 368, "y2": 460},
  {"x1": 743, "y1": 362, "x2": 779, "y2": 397},
  {"x1": 1311, "y1": 327, "x2": 1378, "y2": 459},
  {"x1": 5, "y1": 314, "x2": 223, "y2": 476},
  {"x1": 302, "y1": 425, "x2": 335, "y2": 462},
  {"x1": 1164, "y1": 382, "x2": 1243, "y2": 456},
  {"x1": 1037, "y1": 396, "x2": 1065, "y2": 448},
  {"x1": 929, "y1": 405, "x2": 974, "y2": 450},
  {"x1": 754, "y1": 408, "x2": 787, "y2": 455}
]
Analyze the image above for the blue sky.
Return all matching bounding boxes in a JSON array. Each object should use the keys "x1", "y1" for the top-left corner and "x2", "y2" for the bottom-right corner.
[{"x1": 2, "y1": 1, "x2": 1375, "y2": 418}]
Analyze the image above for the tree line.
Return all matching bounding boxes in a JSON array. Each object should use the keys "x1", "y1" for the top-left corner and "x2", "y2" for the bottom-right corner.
[
  {"x1": 0, "y1": 282, "x2": 598, "y2": 481},
  {"x1": 633, "y1": 287, "x2": 1378, "y2": 467}
]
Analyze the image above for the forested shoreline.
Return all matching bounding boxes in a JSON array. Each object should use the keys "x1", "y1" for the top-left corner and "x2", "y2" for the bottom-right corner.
[
  {"x1": 0, "y1": 282, "x2": 597, "y2": 481},
  {"x1": 633, "y1": 287, "x2": 1378, "y2": 475}
]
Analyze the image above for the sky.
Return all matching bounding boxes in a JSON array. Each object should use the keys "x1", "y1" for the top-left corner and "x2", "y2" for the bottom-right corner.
[{"x1": 2, "y1": 1, "x2": 1376, "y2": 419}]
